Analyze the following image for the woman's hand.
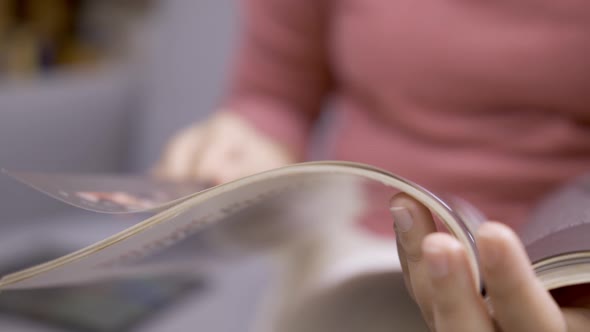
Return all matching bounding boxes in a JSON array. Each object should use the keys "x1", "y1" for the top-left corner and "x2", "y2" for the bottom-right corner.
[
  {"x1": 155, "y1": 112, "x2": 296, "y2": 184},
  {"x1": 390, "y1": 194, "x2": 590, "y2": 332}
]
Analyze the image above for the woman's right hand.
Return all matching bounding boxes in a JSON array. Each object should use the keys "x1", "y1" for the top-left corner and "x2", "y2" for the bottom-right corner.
[{"x1": 155, "y1": 111, "x2": 296, "y2": 184}]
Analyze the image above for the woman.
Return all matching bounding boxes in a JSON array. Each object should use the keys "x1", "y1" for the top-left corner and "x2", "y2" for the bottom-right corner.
[{"x1": 158, "y1": 0, "x2": 590, "y2": 330}]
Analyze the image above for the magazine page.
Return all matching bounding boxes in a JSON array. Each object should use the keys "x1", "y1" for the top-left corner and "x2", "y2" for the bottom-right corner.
[
  {"x1": 0, "y1": 162, "x2": 478, "y2": 290},
  {"x1": 2, "y1": 170, "x2": 207, "y2": 213},
  {"x1": 519, "y1": 174, "x2": 590, "y2": 264}
]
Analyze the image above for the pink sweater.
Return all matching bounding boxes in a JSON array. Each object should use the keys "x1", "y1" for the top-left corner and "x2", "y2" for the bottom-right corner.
[{"x1": 224, "y1": 0, "x2": 590, "y2": 231}]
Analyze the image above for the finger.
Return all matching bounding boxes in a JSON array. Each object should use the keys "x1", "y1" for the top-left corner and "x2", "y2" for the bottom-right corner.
[
  {"x1": 563, "y1": 307, "x2": 590, "y2": 332},
  {"x1": 393, "y1": 232, "x2": 435, "y2": 329},
  {"x1": 193, "y1": 112, "x2": 253, "y2": 182},
  {"x1": 395, "y1": 235, "x2": 414, "y2": 300},
  {"x1": 477, "y1": 222, "x2": 566, "y2": 332},
  {"x1": 156, "y1": 125, "x2": 205, "y2": 181},
  {"x1": 423, "y1": 233, "x2": 494, "y2": 332},
  {"x1": 192, "y1": 124, "x2": 237, "y2": 183},
  {"x1": 390, "y1": 194, "x2": 438, "y2": 324},
  {"x1": 201, "y1": 133, "x2": 295, "y2": 184}
]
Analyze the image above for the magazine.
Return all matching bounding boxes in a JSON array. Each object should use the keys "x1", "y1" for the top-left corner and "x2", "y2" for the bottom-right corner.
[{"x1": 0, "y1": 161, "x2": 588, "y2": 293}]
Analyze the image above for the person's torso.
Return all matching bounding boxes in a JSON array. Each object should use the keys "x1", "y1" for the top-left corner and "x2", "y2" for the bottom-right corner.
[{"x1": 325, "y1": 0, "x2": 590, "y2": 226}]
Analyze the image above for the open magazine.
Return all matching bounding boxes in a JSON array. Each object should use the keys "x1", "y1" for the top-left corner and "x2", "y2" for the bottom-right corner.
[{"x1": 0, "y1": 161, "x2": 589, "y2": 293}]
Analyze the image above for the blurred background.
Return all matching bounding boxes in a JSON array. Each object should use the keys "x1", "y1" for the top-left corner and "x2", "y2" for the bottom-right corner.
[{"x1": 0, "y1": 1, "x2": 272, "y2": 331}]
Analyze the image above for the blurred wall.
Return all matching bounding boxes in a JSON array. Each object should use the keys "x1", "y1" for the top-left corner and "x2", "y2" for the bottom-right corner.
[{"x1": 129, "y1": 0, "x2": 239, "y2": 171}]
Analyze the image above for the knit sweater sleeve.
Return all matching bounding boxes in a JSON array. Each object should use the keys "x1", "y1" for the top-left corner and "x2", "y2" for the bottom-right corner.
[{"x1": 222, "y1": 0, "x2": 333, "y2": 159}]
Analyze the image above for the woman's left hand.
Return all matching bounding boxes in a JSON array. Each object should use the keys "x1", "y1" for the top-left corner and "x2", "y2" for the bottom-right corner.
[{"x1": 390, "y1": 194, "x2": 590, "y2": 332}]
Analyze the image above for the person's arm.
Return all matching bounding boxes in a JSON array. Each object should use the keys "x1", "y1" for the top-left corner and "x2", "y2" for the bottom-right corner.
[
  {"x1": 157, "y1": 0, "x2": 333, "y2": 183},
  {"x1": 223, "y1": 0, "x2": 333, "y2": 160}
]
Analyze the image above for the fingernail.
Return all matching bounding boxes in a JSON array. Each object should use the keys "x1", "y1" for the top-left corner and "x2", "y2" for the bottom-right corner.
[
  {"x1": 424, "y1": 243, "x2": 449, "y2": 279},
  {"x1": 390, "y1": 206, "x2": 414, "y2": 233}
]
